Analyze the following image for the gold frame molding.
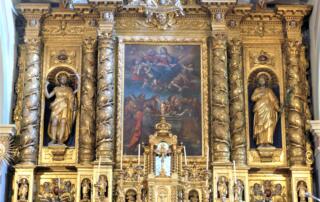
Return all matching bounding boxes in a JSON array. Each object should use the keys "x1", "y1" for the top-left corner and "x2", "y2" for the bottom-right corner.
[{"x1": 116, "y1": 36, "x2": 209, "y2": 168}]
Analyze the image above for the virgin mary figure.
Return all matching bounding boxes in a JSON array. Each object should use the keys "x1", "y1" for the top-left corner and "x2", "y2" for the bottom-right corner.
[{"x1": 251, "y1": 72, "x2": 280, "y2": 147}]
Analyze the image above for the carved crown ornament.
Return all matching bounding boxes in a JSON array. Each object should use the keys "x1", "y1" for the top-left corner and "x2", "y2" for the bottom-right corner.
[{"x1": 123, "y1": 0, "x2": 185, "y2": 30}]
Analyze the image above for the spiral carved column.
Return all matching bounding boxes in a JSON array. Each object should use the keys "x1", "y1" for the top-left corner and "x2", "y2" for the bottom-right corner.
[
  {"x1": 79, "y1": 37, "x2": 97, "y2": 164},
  {"x1": 96, "y1": 17, "x2": 115, "y2": 162},
  {"x1": 211, "y1": 34, "x2": 231, "y2": 163},
  {"x1": 286, "y1": 40, "x2": 306, "y2": 165},
  {"x1": 228, "y1": 39, "x2": 246, "y2": 165},
  {"x1": 19, "y1": 38, "x2": 41, "y2": 164}
]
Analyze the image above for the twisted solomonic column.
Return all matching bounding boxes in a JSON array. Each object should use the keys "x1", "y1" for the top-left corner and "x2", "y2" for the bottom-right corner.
[
  {"x1": 228, "y1": 39, "x2": 246, "y2": 165},
  {"x1": 286, "y1": 40, "x2": 306, "y2": 165},
  {"x1": 19, "y1": 38, "x2": 41, "y2": 164},
  {"x1": 211, "y1": 34, "x2": 231, "y2": 163},
  {"x1": 79, "y1": 37, "x2": 97, "y2": 163},
  {"x1": 96, "y1": 30, "x2": 115, "y2": 162}
]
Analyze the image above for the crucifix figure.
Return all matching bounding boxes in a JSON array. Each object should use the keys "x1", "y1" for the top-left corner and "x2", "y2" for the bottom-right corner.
[
  {"x1": 59, "y1": 0, "x2": 73, "y2": 10},
  {"x1": 155, "y1": 142, "x2": 171, "y2": 176}
]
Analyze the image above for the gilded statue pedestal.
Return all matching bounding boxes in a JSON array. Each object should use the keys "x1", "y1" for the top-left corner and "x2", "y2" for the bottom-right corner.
[{"x1": 256, "y1": 146, "x2": 276, "y2": 162}]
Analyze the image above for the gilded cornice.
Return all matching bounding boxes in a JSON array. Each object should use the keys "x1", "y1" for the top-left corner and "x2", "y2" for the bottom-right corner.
[{"x1": 276, "y1": 5, "x2": 312, "y2": 40}]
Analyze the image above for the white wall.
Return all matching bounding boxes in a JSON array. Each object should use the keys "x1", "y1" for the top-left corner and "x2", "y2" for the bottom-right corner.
[
  {"x1": 309, "y1": 0, "x2": 320, "y2": 119},
  {"x1": 0, "y1": 1, "x2": 16, "y2": 202},
  {"x1": 0, "y1": 0, "x2": 15, "y2": 124}
]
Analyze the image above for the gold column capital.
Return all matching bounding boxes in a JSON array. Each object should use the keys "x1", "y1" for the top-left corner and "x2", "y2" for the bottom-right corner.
[
  {"x1": 83, "y1": 37, "x2": 97, "y2": 53},
  {"x1": 17, "y1": 3, "x2": 50, "y2": 42},
  {"x1": 276, "y1": 5, "x2": 312, "y2": 40},
  {"x1": 206, "y1": 3, "x2": 234, "y2": 33}
]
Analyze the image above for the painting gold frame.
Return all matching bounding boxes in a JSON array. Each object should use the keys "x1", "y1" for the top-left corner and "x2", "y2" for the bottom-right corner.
[{"x1": 116, "y1": 36, "x2": 209, "y2": 168}]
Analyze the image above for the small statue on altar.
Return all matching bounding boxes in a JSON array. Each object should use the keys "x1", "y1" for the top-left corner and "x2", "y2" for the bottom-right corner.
[
  {"x1": 81, "y1": 178, "x2": 91, "y2": 201},
  {"x1": 189, "y1": 191, "x2": 199, "y2": 202},
  {"x1": 297, "y1": 181, "x2": 308, "y2": 202},
  {"x1": 234, "y1": 179, "x2": 244, "y2": 202},
  {"x1": 18, "y1": 178, "x2": 29, "y2": 201},
  {"x1": 38, "y1": 182, "x2": 54, "y2": 202},
  {"x1": 217, "y1": 176, "x2": 228, "y2": 201},
  {"x1": 45, "y1": 71, "x2": 79, "y2": 145},
  {"x1": 272, "y1": 183, "x2": 286, "y2": 202},
  {"x1": 251, "y1": 72, "x2": 280, "y2": 147},
  {"x1": 95, "y1": 175, "x2": 108, "y2": 199},
  {"x1": 125, "y1": 190, "x2": 137, "y2": 202},
  {"x1": 250, "y1": 183, "x2": 264, "y2": 202},
  {"x1": 60, "y1": 180, "x2": 75, "y2": 202}
]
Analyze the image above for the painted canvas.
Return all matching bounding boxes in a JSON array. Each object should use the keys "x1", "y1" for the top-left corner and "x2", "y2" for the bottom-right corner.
[{"x1": 123, "y1": 44, "x2": 202, "y2": 156}]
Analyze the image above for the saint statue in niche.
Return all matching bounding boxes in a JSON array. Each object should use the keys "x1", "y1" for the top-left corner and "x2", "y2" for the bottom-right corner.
[
  {"x1": 251, "y1": 72, "x2": 280, "y2": 147},
  {"x1": 45, "y1": 70, "x2": 79, "y2": 145}
]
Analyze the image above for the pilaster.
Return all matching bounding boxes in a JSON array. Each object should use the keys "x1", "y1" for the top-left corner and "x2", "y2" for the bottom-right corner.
[{"x1": 310, "y1": 120, "x2": 320, "y2": 198}]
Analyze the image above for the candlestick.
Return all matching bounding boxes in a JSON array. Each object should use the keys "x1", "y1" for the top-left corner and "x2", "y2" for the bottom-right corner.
[
  {"x1": 184, "y1": 146, "x2": 187, "y2": 166},
  {"x1": 206, "y1": 146, "x2": 209, "y2": 170},
  {"x1": 120, "y1": 146, "x2": 123, "y2": 170},
  {"x1": 58, "y1": 178, "x2": 61, "y2": 192},
  {"x1": 233, "y1": 160, "x2": 237, "y2": 184},
  {"x1": 98, "y1": 156, "x2": 101, "y2": 176},
  {"x1": 138, "y1": 143, "x2": 141, "y2": 165}
]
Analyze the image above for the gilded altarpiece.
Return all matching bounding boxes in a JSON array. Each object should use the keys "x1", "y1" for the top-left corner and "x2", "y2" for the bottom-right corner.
[{"x1": 11, "y1": 1, "x2": 314, "y2": 202}]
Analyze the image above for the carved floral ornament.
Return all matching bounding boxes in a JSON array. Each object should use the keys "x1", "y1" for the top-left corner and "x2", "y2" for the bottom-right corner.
[{"x1": 250, "y1": 50, "x2": 275, "y2": 68}]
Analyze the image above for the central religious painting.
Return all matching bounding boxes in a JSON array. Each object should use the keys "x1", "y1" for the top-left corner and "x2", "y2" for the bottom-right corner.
[{"x1": 123, "y1": 44, "x2": 202, "y2": 156}]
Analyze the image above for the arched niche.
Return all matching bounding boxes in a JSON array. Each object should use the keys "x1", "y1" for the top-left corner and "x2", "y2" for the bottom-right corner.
[{"x1": 247, "y1": 68, "x2": 282, "y2": 149}]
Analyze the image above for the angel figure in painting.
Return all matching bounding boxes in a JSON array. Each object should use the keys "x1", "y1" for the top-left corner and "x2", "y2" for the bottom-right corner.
[
  {"x1": 45, "y1": 71, "x2": 79, "y2": 145},
  {"x1": 251, "y1": 72, "x2": 280, "y2": 147}
]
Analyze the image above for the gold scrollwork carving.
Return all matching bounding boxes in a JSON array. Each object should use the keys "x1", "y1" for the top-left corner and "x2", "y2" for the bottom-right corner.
[
  {"x1": 285, "y1": 40, "x2": 306, "y2": 165},
  {"x1": 14, "y1": 45, "x2": 26, "y2": 136},
  {"x1": 211, "y1": 34, "x2": 230, "y2": 162},
  {"x1": 96, "y1": 34, "x2": 115, "y2": 162},
  {"x1": 19, "y1": 38, "x2": 41, "y2": 164},
  {"x1": 79, "y1": 37, "x2": 97, "y2": 164},
  {"x1": 228, "y1": 39, "x2": 246, "y2": 165}
]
